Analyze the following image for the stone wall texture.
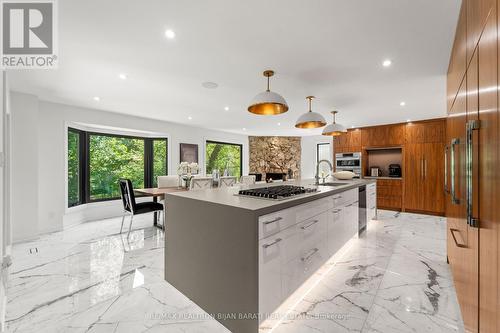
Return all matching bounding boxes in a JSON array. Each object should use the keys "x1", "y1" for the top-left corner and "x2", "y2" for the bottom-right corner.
[{"x1": 249, "y1": 136, "x2": 301, "y2": 179}]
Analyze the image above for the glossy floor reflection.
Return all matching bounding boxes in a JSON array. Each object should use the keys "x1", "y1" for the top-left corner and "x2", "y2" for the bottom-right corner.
[{"x1": 4, "y1": 211, "x2": 464, "y2": 333}]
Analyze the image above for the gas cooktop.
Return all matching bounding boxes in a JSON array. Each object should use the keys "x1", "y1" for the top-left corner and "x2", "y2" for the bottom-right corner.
[{"x1": 237, "y1": 185, "x2": 318, "y2": 200}]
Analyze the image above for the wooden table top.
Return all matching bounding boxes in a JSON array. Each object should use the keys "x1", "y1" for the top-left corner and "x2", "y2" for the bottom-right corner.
[{"x1": 135, "y1": 187, "x2": 188, "y2": 197}]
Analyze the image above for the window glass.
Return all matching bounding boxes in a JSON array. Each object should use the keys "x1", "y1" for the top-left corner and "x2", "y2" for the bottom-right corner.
[
  {"x1": 152, "y1": 139, "x2": 168, "y2": 187},
  {"x1": 205, "y1": 141, "x2": 242, "y2": 177},
  {"x1": 89, "y1": 134, "x2": 145, "y2": 200},
  {"x1": 317, "y1": 143, "x2": 332, "y2": 176},
  {"x1": 68, "y1": 129, "x2": 80, "y2": 207}
]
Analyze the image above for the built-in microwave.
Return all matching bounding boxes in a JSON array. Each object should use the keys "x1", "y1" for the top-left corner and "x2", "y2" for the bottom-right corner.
[{"x1": 335, "y1": 152, "x2": 362, "y2": 178}]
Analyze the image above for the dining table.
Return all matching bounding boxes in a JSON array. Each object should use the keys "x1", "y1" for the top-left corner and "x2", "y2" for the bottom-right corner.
[{"x1": 134, "y1": 187, "x2": 189, "y2": 229}]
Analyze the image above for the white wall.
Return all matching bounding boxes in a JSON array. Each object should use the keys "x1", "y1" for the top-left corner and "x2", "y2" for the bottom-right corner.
[
  {"x1": 10, "y1": 92, "x2": 249, "y2": 242},
  {"x1": 11, "y1": 93, "x2": 39, "y2": 242},
  {"x1": 301, "y1": 136, "x2": 334, "y2": 179}
]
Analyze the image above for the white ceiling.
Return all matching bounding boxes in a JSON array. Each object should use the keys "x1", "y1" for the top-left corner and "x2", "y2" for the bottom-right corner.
[{"x1": 9, "y1": 0, "x2": 461, "y2": 136}]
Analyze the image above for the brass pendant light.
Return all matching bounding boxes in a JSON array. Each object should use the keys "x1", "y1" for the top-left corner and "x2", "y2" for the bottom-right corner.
[
  {"x1": 248, "y1": 70, "x2": 289, "y2": 115},
  {"x1": 295, "y1": 96, "x2": 327, "y2": 129},
  {"x1": 322, "y1": 110, "x2": 347, "y2": 136}
]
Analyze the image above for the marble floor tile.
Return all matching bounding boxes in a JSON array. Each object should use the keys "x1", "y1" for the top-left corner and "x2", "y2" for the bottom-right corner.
[{"x1": 3, "y1": 211, "x2": 464, "y2": 333}]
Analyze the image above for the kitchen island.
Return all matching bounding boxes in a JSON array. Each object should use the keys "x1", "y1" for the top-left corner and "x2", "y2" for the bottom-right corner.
[{"x1": 165, "y1": 179, "x2": 376, "y2": 333}]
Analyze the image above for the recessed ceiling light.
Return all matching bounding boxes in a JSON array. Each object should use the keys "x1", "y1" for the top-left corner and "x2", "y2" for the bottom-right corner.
[
  {"x1": 93, "y1": 96, "x2": 100, "y2": 101},
  {"x1": 224, "y1": 106, "x2": 230, "y2": 111},
  {"x1": 202, "y1": 81, "x2": 218, "y2": 89},
  {"x1": 407, "y1": 119, "x2": 411, "y2": 122},
  {"x1": 119, "y1": 73, "x2": 128, "y2": 80},
  {"x1": 242, "y1": 128, "x2": 247, "y2": 131},
  {"x1": 400, "y1": 101, "x2": 406, "y2": 106},
  {"x1": 165, "y1": 29, "x2": 176, "y2": 39},
  {"x1": 382, "y1": 59, "x2": 392, "y2": 67},
  {"x1": 277, "y1": 122, "x2": 281, "y2": 126},
  {"x1": 351, "y1": 125, "x2": 355, "y2": 129},
  {"x1": 188, "y1": 116, "x2": 192, "y2": 120}
]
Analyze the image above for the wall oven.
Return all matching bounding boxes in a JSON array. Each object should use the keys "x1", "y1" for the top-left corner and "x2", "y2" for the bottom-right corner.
[{"x1": 335, "y1": 152, "x2": 362, "y2": 178}]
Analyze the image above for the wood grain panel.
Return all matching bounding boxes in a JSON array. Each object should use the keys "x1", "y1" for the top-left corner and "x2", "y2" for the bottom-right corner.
[
  {"x1": 404, "y1": 143, "x2": 423, "y2": 211},
  {"x1": 377, "y1": 196, "x2": 402, "y2": 211},
  {"x1": 422, "y1": 143, "x2": 445, "y2": 214},
  {"x1": 448, "y1": 2, "x2": 467, "y2": 112},
  {"x1": 405, "y1": 120, "x2": 445, "y2": 144},
  {"x1": 478, "y1": 7, "x2": 499, "y2": 332}
]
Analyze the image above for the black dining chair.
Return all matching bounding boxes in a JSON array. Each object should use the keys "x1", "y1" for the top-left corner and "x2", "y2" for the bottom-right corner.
[{"x1": 118, "y1": 179, "x2": 164, "y2": 236}]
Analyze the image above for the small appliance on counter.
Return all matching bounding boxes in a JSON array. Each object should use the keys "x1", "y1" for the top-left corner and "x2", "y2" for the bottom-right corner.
[
  {"x1": 370, "y1": 166, "x2": 382, "y2": 177},
  {"x1": 389, "y1": 164, "x2": 402, "y2": 177}
]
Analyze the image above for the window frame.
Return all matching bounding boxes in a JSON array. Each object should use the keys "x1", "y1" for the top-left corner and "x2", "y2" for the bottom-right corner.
[
  {"x1": 67, "y1": 128, "x2": 86, "y2": 207},
  {"x1": 317, "y1": 142, "x2": 331, "y2": 164},
  {"x1": 67, "y1": 127, "x2": 168, "y2": 206},
  {"x1": 205, "y1": 140, "x2": 243, "y2": 177}
]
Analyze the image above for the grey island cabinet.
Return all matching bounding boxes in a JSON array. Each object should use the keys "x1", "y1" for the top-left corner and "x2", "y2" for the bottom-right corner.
[{"x1": 165, "y1": 179, "x2": 376, "y2": 333}]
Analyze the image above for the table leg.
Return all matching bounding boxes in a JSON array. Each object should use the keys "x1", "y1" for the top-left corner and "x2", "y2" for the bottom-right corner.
[{"x1": 153, "y1": 196, "x2": 158, "y2": 227}]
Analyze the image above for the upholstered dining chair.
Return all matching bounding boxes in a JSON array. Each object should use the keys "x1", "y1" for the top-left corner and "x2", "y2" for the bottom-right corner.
[
  {"x1": 157, "y1": 175, "x2": 179, "y2": 188},
  {"x1": 239, "y1": 175, "x2": 256, "y2": 185},
  {"x1": 190, "y1": 177, "x2": 213, "y2": 190},
  {"x1": 219, "y1": 176, "x2": 237, "y2": 188},
  {"x1": 119, "y1": 179, "x2": 164, "y2": 236}
]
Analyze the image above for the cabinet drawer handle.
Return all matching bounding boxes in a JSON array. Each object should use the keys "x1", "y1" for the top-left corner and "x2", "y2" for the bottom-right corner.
[
  {"x1": 332, "y1": 209, "x2": 341, "y2": 214},
  {"x1": 333, "y1": 195, "x2": 342, "y2": 199},
  {"x1": 301, "y1": 248, "x2": 319, "y2": 262},
  {"x1": 263, "y1": 217, "x2": 283, "y2": 225},
  {"x1": 262, "y1": 238, "x2": 282, "y2": 249},
  {"x1": 301, "y1": 219, "x2": 319, "y2": 230},
  {"x1": 346, "y1": 201, "x2": 359, "y2": 207},
  {"x1": 370, "y1": 206, "x2": 376, "y2": 209},
  {"x1": 450, "y1": 229, "x2": 467, "y2": 248}
]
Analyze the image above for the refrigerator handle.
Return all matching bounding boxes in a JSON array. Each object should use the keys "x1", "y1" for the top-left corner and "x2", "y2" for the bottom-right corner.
[
  {"x1": 466, "y1": 120, "x2": 480, "y2": 228},
  {"x1": 450, "y1": 138, "x2": 460, "y2": 204}
]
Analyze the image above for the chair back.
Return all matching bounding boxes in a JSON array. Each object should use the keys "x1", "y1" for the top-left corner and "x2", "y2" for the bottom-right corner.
[
  {"x1": 190, "y1": 177, "x2": 213, "y2": 190},
  {"x1": 119, "y1": 179, "x2": 137, "y2": 213},
  {"x1": 157, "y1": 175, "x2": 179, "y2": 188},
  {"x1": 219, "y1": 176, "x2": 237, "y2": 188},
  {"x1": 239, "y1": 175, "x2": 256, "y2": 185}
]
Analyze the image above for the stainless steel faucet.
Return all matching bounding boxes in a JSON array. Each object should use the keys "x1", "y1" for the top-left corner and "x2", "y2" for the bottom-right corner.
[{"x1": 315, "y1": 159, "x2": 333, "y2": 185}]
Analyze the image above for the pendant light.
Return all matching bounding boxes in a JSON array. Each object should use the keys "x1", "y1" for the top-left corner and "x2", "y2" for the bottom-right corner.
[
  {"x1": 248, "y1": 70, "x2": 289, "y2": 115},
  {"x1": 295, "y1": 96, "x2": 327, "y2": 129},
  {"x1": 322, "y1": 110, "x2": 347, "y2": 136}
]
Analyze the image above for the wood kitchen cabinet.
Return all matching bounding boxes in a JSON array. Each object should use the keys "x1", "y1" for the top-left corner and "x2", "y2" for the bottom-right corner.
[
  {"x1": 361, "y1": 124, "x2": 404, "y2": 148},
  {"x1": 404, "y1": 120, "x2": 445, "y2": 215},
  {"x1": 445, "y1": 1, "x2": 500, "y2": 330},
  {"x1": 334, "y1": 129, "x2": 361, "y2": 153},
  {"x1": 375, "y1": 179, "x2": 402, "y2": 211},
  {"x1": 404, "y1": 143, "x2": 444, "y2": 214},
  {"x1": 405, "y1": 120, "x2": 445, "y2": 144},
  {"x1": 447, "y1": 1, "x2": 467, "y2": 112}
]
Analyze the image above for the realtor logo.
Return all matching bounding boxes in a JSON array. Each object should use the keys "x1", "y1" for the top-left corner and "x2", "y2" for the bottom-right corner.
[{"x1": 1, "y1": 0, "x2": 58, "y2": 69}]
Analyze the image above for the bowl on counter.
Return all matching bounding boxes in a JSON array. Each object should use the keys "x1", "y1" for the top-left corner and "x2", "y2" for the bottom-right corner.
[{"x1": 332, "y1": 171, "x2": 356, "y2": 180}]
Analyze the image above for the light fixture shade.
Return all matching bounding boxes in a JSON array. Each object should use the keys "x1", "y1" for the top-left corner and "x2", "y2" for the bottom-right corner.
[
  {"x1": 248, "y1": 90, "x2": 289, "y2": 115},
  {"x1": 248, "y1": 70, "x2": 289, "y2": 115},
  {"x1": 322, "y1": 110, "x2": 347, "y2": 136},
  {"x1": 295, "y1": 111, "x2": 327, "y2": 129},
  {"x1": 322, "y1": 122, "x2": 347, "y2": 136}
]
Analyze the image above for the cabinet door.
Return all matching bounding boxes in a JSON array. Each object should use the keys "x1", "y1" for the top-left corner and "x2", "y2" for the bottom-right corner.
[
  {"x1": 328, "y1": 208, "x2": 343, "y2": 255},
  {"x1": 405, "y1": 123, "x2": 425, "y2": 144},
  {"x1": 422, "y1": 143, "x2": 445, "y2": 214},
  {"x1": 478, "y1": 8, "x2": 498, "y2": 332},
  {"x1": 259, "y1": 235, "x2": 285, "y2": 315},
  {"x1": 448, "y1": 1, "x2": 467, "y2": 112},
  {"x1": 404, "y1": 143, "x2": 424, "y2": 211}
]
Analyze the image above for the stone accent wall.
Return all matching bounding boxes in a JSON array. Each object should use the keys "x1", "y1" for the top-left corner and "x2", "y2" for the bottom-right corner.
[{"x1": 249, "y1": 136, "x2": 301, "y2": 179}]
